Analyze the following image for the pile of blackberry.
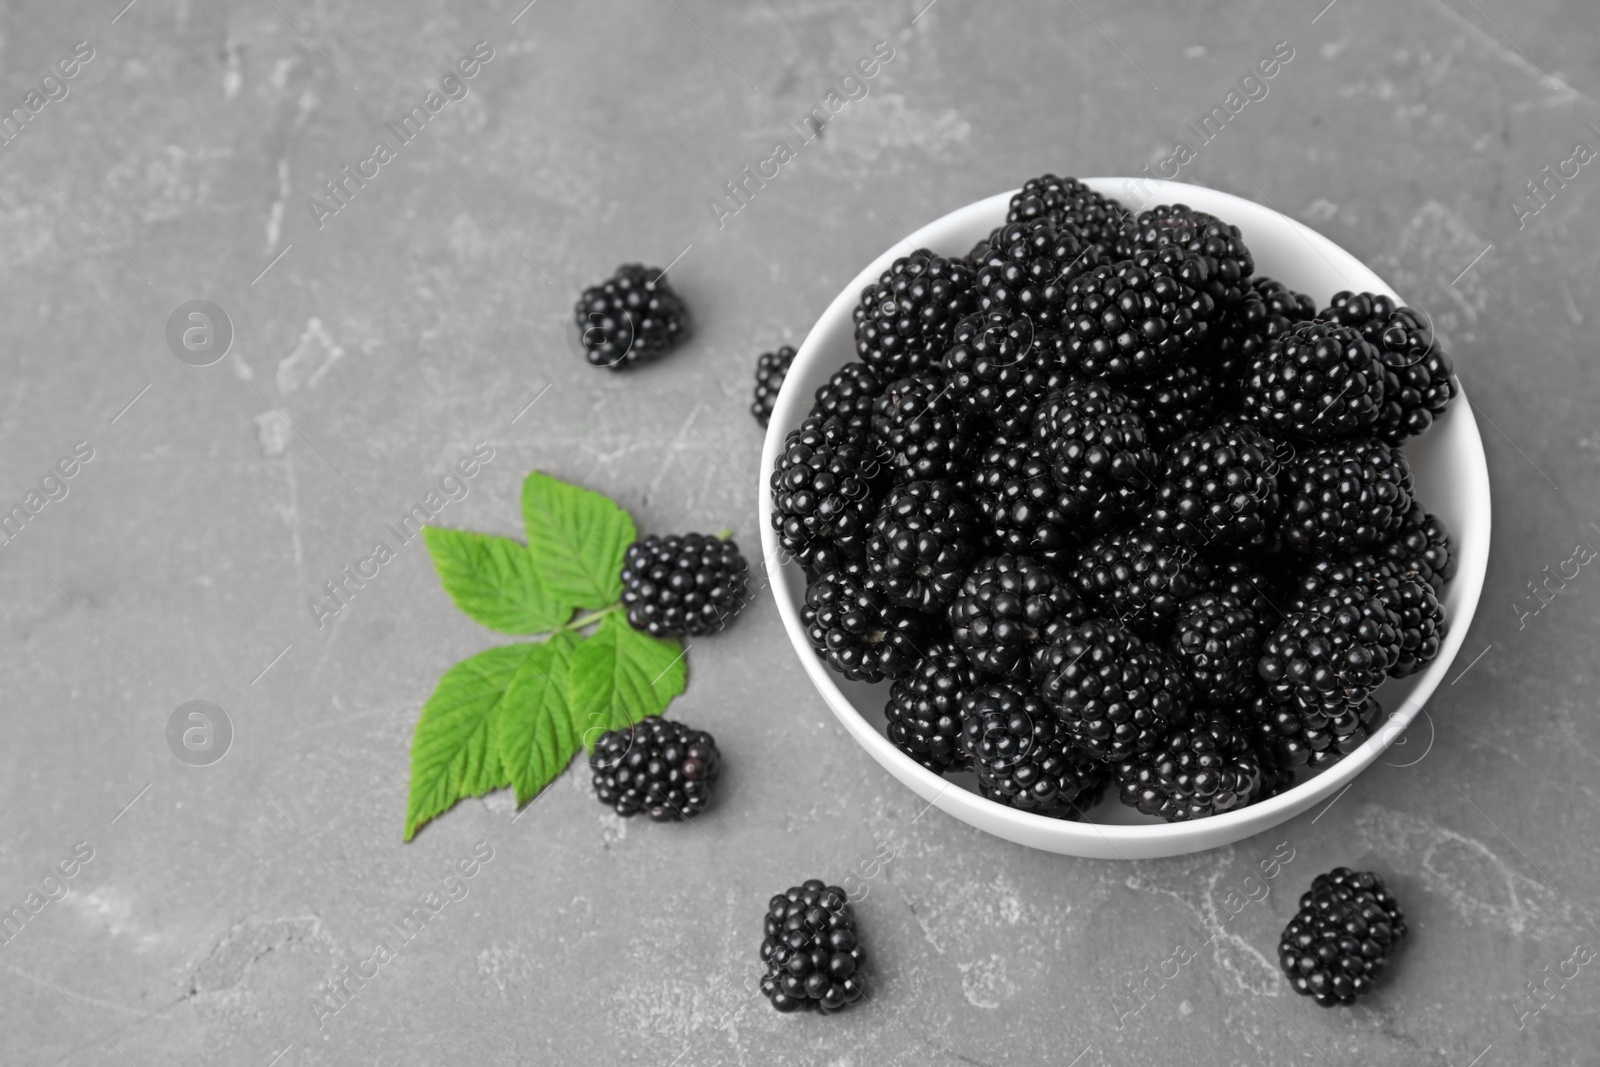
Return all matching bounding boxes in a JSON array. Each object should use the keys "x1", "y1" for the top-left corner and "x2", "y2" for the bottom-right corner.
[{"x1": 769, "y1": 175, "x2": 1460, "y2": 824}]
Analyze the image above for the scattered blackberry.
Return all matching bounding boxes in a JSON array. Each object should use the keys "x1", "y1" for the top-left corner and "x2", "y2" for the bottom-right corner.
[
  {"x1": 810, "y1": 362, "x2": 887, "y2": 438},
  {"x1": 948, "y1": 555, "x2": 1088, "y2": 681},
  {"x1": 961, "y1": 683, "x2": 1105, "y2": 817},
  {"x1": 760, "y1": 880, "x2": 867, "y2": 1014},
  {"x1": 1116, "y1": 203, "x2": 1254, "y2": 311},
  {"x1": 769, "y1": 415, "x2": 886, "y2": 570},
  {"x1": 852, "y1": 249, "x2": 980, "y2": 377},
  {"x1": 1069, "y1": 528, "x2": 1215, "y2": 637},
  {"x1": 1257, "y1": 589, "x2": 1401, "y2": 718},
  {"x1": 974, "y1": 219, "x2": 1104, "y2": 329},
  {"x1": 1279, "y1": 868, "x2": 1407, "y2": 1007},
  {"x1": 1206, "y1": 277, "x2": 1317, "y2": 397},
  {"x1": 1126, "y1": 363, "x2": 1219, "y2": 449},
  {"x1": 872, "y1": 375, "x2": 975, "y2": 483},
  {"x1": 1006, "y1": 173, "x2": 1127, "y2": 253},
  {"x1": 571, "y1": 264, "x2": 689, "y2": 369},
  {"x1": 885, "y1": 641, "x2": 981, "y2": 772},
  {"x1": 942, "y1": 309, "x2": 1072, "y2": 437},
  {"x1": 1240, "y1": 321, "x2": 1385, "y2": 441},
  {"x1": 1322, "y1": 291, "x2": 1456, "y2": 444},
  {"x1": 865, "y1": 480, "x2": 981, "y2": 610},
  {"x1": 969, "y1": 439, "x2": 1078, "y2": 565},
  {"x1": 1115, "y1": 712, "x2": 1262, "y2": 821},
  {"x1": 1061, "y1": 256, "x2": 1214, "y2": 381},
  {"x1": 1034, "y1": 619, "x2": 1192, "y2": 763},
  {"x1": 1032, "y1": 380, "x2": 1158, "y2": 531},
  {"x1": 1170, "y1": 591, "x2": 1263, "y2": 707},
  {"x1": 1280, "y1": 439, "x2": 1414, "y2": 556},
  {"x1": 620, "y1": 533, "x2": 752, "y2": 637},
  {"x1": 802, "y1": 567, "x2": 927, "y2": 683},
  {"x1": 1142, "y1": 419, "x2": 1283, "y2": 549},
  {"x1": 1381, "y1": 503, "x2": 1456, "y2": 594},
  {"x1": 590, "y1": 716, "x2": 720, "y2": 820},
  {"x1": 752, "y1": 346, "x2": 796, "y2": 426}
]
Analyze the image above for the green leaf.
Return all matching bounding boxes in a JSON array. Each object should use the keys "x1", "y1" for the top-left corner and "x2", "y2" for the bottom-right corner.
[
  {"x1": 405, "y1": 644, "x2": 546, "y2": 840},
  {"x1": 422, "y1": 526, "x2": 572, "y2": 633},
  {"x1": 567, "y1": 614, "x2": 687, "y2": 748},
  {"x1": 496, "y1": 631, "x2": 581, "y2": 807},
  {"x1": 521, "y1": 471, "x2": 636, "y2": 610}
]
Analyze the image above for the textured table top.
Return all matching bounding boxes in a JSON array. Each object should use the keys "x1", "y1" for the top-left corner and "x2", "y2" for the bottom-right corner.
[{"x1": 3, "y1": 1, "x2": 1598, "y2": 1064}]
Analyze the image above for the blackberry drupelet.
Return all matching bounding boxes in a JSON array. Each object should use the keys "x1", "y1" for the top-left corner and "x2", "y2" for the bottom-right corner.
[
  {"x1": 590, "y1": 716, "x2": 720, "y2": 820},
  {"x1": 752, "y1": 345, "x2": 796, "y2": 426},
  {"x1": 1257, "y1": 588, "x2": 1401, "y2": 717},
  {"x1": 1006, "y1": 173, "x2": 1128, "y2": 252},
  {"x1": 1034, "y1": 618, "x2": 1193, "y2": 763},
  {"x1": 769, "y1": 415, "x2": 886, "y2": 570},
  {"x1": 1032, "y1": 379, "x2": 1159, "y2": 531},
  {"x1": 1125, "y1": 362, "x2": 1219, "y2": 449},
  {"x1": 802, "y1": 567, "x2": 926, "y2": 683},
  {"x1": 942, "y1": 309, "x2": 1072, "y2": 437},
  {"x1": 1069, "y1": 528, "x2": 1215, "y2": 637},
  {"x1": 974, "y1": 219, "x2": 1104, "y2": 329},
  {"x1": 810, "y1": 362, "x2": 887, "y2": 438},
  {"x1": 1381, "y1": 503, "x2": 1456, "y2": 594},
  {"x1": 1170, "y1": 591, "x2": 1263, "y2": 708},
  {"x1": 884, "y1": 641, "x2": 981, "y2": 773},
  {"x1": 1114, "y1": 712, "x2": 1262, "y2": 821},
  {"x1": 1206, "y1": 276, "x2": 1317, "y2": 391},
  {"x1": 1142, "y1": 419, "x2": 1283, "y2": 549},
  {"x1": 572, "y1": 264, "x2": 689, "y2": 369},
  {"x1": 872, "y1": 374, "x2": 976, "y2": 484},
  {"x1": 961, "y1": 683, "x2": 1106, "y2": 817},
  {"x1": 1116, "y1": 203, "x2": 1255, "y2": 311},
  {"x1": 969, "y1": 439, "x2": 1078, "y2": 565},
  {"x1": 1060, "y1": 256, "x2": 1214, "y2": 381},
  {"x1": 865, "y1": 480, "x2": 981, "y2": 610},
  {"x1": 1321, "y1": 291, "x2": 1456, "y2": 444},
  {"x1": 852, "y1": 248, "x2": 980, "y2": 377},
  {"x1": 1279, "y1": 868, "x2": 1407, "y2": 1007},
  {"x1": 620, "y1": 533, "x2": 752, "y2": 637},
  {"x1": 1280, "y1": 438, "x2": 1415, "y2": 556},
  {"x1": 760, "y1": 880, "x2": 867, "y2": 1014},
  {"x1": 1240, "y1": 321, "x2": 1386, "y2": 441},
  {"x1": 948, "y1": 555, "x2": 1088, "y2": 681}
]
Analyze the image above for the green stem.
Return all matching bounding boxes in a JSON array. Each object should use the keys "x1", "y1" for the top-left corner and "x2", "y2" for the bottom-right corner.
[
  {"x1": 563, "y1": 602, "x2": 623, "y2": 631},
  {"x1": 716, "y1": 528, "x2": 734, "y2": 540}
]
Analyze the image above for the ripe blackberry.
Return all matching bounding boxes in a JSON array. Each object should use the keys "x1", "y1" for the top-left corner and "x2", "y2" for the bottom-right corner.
[
  {"x1": 1321, "y1": 291, "x2": 1456, "y2": 444},
  {"x1": 1280, "y1": 439, "x2": 1414, "y2": 556},
  {"x1": 752, "y1": 345, "x2": 796, "y2": 427},
  {"x1": 760, "y1": 880, "x2": 867, "y2": 1014},
  {"x1": 810, "y1": 362, "x2": 887, "y2": 438},
  {"x1": 1142, "y1": 420, "x2": 1283, "y2": 549},
  {"x1": 1206, "y1": 276, "x2": 1317, "y2": 396},
  {"x1": 571, "y1": 264, "x2": 689, "y2": 369},
  {"x1": 1069, "y1": 528, "x2": 1215, "y2": 637},
  {"x1": 969, "y1": 439, "x2": 1078, "y2": 565},
  {"x1": 769, "y1": 415, "x2": 886, "y2": 570},
  {"x1": 1381, "y1": 503, "x2": 1456, "y2": 594},
  {"x1": 961, "y1": 683, "x2": 1106, "y2": 817},
  {"x1": 1279, "y1": 868, "x2": 1407, "y2": 1007},
  {"x1": 1170, "y1": 591, "x2": 1263, "y2": 708},
  {"x1": 1240, "y1": 321, "x2": 1385, "y2": 441},
  {"x1": 974, "y1": 219, "x2": 1104, "y2": 329},
  {"x1": 1116, "y1": 203, "x2": 1254, "y2": 311},
  {"x1": 865, "y1": 480, "x2": 980, "y2": 610},
  {"x1": 852, "y1": 249, "x2": 980, "y2": 377},
  {"x1": 802, "y1": 567, "x2": 926, "y2": 683},
  {"x1": 590, "y1": 716, "x2": 720, "y2": 820},
  {"x1": 872, "y1": 375, "x2": 975, "y2": 484},
  {"x1": 1032, "y1": 380, "x2": 1158, "y2": 531},
  {"x1": 620, "y1": 533, "x2": 751, "y2": 637},
  {"x1": 1257, "y1": 589, "x2": 1401, "y2": 718},
  {"x1": 1208, "y1": 554, "x2": 1291, "y2": 622},
  {"x1": 1115, "y1": 712, "x2": 1262, "y2": 821},
  {"x1": 1034, "y1": 619, "x2": 1192, "y2": 762},
  {"x1": 1126, "y1": 363, "x2": 1219, "y2": 449},
  {"x1": 948, "y1": 555, "x2": 1088, "y2": 681},
  {"x1": 884, "y1": 641, "x2": 980, "y2": 773},
  {"x1": 1232, "y1": 689, "x2": 1383, "y2": 770},
  {"x1": 1006, "y1": 173, "x2": 1127, "y2": 253},
  {"x1": 1291, "y1": 559, "x2": 1444, "y2": 680},
  {"x1": 1061, "y1": 256, "x2": 1214, "y2": 381},
  {"x1": 942, "y1": 309, "x2": 1072, "y2": 437}
]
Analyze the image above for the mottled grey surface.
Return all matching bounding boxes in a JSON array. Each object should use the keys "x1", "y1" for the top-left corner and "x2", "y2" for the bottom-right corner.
[{"x1": 2, "y1": 0, "x2": 1598, "y2": 1064}]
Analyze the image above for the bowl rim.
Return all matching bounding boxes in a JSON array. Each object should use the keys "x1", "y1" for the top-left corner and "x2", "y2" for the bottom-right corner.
[{"x1": 756, "y1": 177, "x2": 1491, "y2": 857}]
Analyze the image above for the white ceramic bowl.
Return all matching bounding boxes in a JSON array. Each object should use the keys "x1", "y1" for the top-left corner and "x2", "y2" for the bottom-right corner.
[{"x1": 758, "y1": 178, "x2": 1490, "y2": 859}]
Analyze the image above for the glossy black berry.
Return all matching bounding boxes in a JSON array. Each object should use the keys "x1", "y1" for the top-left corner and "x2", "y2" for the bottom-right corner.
[
  {"x1": 948, "y1": 555, "x2": 1089, "y2": 681},
  {"x1": 961, "y1": 682, "x2": 1105, "y2": 817},
  {"x1": 1279, "y1": 868, "x2": 1407, "y2": 1006},
  {"x1": 865, "y1": 480, "x2": 981, "y2": 610},
  {"x1": 853, "y1": 249, "x2": 980, "y2": 377},
  {"x1": 1126, "y1": 362, "x2": 1220, "y2": 449},
  {"x1": 974, "y1": 219, "x2": 1104, "y2": 329},
  {"x1": 1115, "y1": 203, "x2": 1255, "y2": 312},
  {"x1": 969, "y1": 437, "x2": 1085, "y2": 564},
  {"x1": 1288, "y1": 556, "x2": 1444, "y2": 680},
  {"x1": 1171, "y1": 591, "x2": 1263, "y2": 708},
  {"x1": 1061, "y1": 256, "x2": 1214, "y2": 381},
  {"x1": 1115, "y1": 712, "x2": 1262, "y2": 821},
  {"x1": 810, "y1": 362, "x2": 887, "y2": 438},
  {"x1": 1231, "y1": 688, "x2": 1382, "y2": 770},
  {"x1": 1240, "y1": 321, "x2": 1385, "y2": 441},
  {"x1": 1381, "y1": 503, "x2": 1456, "y2": 595},
  {"x1": 1069, "y1": 528, "x2": 1214, "y2": 637},
  {"x1": 1006, "y1": 173, "x2": 1127, "y2": 252},
  {"x1": 1321, "y1": 291, "x2": 1456, "y2": 444},
  {"x1": 872, "y1": 375, "x2": 975, "y2": 484},
  {"x1": 1257, "y1": 589, "x2": 1401, "y2": 718},
  {"x1": 1032, "y1": 379, "x2": 1158, "y2": 532},
  {"x1": 760, "y1": 880, "x2": 867, "y2": 1014},
  {"x1": 1034, "y1": 618, "x2": 1193, "y2": 763},
  {"x1": 1142, "y1": 418, "x2": 1284, "y2": 549},
  {"x1": 1206, "y1": 276, "x2": 1317, "y2": 396},
  {"x1": 572, "y1": 264, "x2": 689, "y2": 369},
  {"x1": 769, "y1": 415, "x2": 886, "y2": 570},
  {"x1": 802, "y1": 567, "x2": 926, "y2": 683},
  {"x1": 590, "y1": 716, "x2": 720, "y2": 820},
  {"x1": 885, "y1": 641, "x2": 981, "y2": 772},
  {"x1": 1279, "y1": 438, "x2": 1414, "y2": 556},
  {"x1": 752, "y1": 345, "x2": 796, "y2": 426},
  {"x1": 621, "y1": 533, "x2": 751, "y2": 637},
  {"x1": 942, "y1": 309, "x2": 1072, "y2": 437}
]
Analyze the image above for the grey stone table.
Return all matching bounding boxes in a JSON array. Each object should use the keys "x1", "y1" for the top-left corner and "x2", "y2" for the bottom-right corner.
[{"x1": 2, "y1": 1, "x2": 1597, "y2": 1063}]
